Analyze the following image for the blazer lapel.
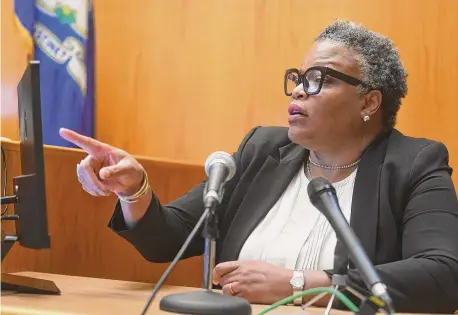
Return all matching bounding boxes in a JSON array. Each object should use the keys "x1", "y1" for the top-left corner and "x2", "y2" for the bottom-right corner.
[
  {"x1": 219, "y1": 144, "x2": 307, "y2": 262},
  {"x1": 334, "y1": 134, "x2": 389, "y2": 272}
]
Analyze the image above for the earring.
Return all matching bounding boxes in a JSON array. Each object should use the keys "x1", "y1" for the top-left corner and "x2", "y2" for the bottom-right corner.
[{"x1": 363, "y1": 115, "x2": 370, "y2": 122}]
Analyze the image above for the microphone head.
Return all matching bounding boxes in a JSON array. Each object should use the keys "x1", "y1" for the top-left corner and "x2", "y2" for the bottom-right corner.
[
  {"x1": 204, "y1": 151, "x2": 237, "y2": 181},
  {"x1": 307, "y1": 177, "x2": 336, "y2": 202}
]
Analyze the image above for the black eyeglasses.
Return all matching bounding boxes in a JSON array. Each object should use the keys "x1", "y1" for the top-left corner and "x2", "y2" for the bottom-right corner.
[{"x1": 284, "y1": 66, "x2": 370, "y2": 96}]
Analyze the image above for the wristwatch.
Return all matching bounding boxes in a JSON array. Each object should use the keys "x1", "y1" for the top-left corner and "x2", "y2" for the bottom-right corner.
[{"x1": 289, "y1": 269, "x2": 305, "y2": 306}]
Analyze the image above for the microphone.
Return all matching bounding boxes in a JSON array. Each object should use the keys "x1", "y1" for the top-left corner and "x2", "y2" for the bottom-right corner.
[
  {"x1": 307, "y1": 177, "x2": 395, "y2": 313},
  {"x1": 143, "y1": 151, "x2": 250, "y2": 315},
  {"x1": 203, "y1": 151, "x2": 236, "y2": 208}
]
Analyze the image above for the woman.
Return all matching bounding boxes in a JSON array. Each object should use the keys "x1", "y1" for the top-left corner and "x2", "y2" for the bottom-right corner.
[{"x1": 60, "y1": 20, "x2": 458, "y2": 313}]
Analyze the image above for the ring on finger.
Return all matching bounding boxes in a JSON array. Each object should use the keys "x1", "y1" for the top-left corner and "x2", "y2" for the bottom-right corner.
[{"x1": 229, "y1": 282, "x2": 236, "y2": 295}]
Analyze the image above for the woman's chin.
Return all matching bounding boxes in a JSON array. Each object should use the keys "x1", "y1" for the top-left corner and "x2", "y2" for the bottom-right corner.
[{"x1": 288, "y1": 126, "x2": 310, "y2": 144}]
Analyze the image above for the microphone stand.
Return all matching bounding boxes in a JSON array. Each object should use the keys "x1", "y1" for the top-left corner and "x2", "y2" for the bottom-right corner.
[
  {"x1": 158, "y1": 194, "x2": 251, "y2": 315},
  {"x1": 301, "y1": 261, "x2": 381, "y2": 315},
  {"x1": 324, "y1": 274, "x2": 347, "y2": 315},
  {"x1": 202, "y1": 205, "x2": 218, "y2": 290}
]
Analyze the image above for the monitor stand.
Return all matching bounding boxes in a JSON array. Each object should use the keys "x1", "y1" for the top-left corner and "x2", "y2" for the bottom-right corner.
[
  {"x1": 1, "y1": 273, "x2": 61, "y2": 294},
  {"x1": 1, "y1": 197, "x2": 60, "y2": 295}
]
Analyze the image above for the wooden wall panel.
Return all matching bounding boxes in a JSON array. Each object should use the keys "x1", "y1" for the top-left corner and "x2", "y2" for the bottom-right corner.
[
  {"x1": 1, "y1": 140, "x2": 205, "y2": 287},
  {"x1": 1, "y1": 0, "x2": 27, "y2": 140},
  {"x1": 93, "y1": 0, "x2": 458, "y2": 173},
  {"x1": 2, "y1": 0, "x2": 458, "y2": 184}
]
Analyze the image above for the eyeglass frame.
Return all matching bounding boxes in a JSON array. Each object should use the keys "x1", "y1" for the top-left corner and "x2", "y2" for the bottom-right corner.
[{"x1": 284, "y1": 66, "x2": 373, "y2": 96}]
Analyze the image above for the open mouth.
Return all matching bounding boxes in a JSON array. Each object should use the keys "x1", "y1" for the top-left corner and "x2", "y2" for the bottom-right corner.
[
  {"x1": 290, "y1": 110, "x2": 305, "y2": 116},
  {"x1": 288, "y1": 104, "x2": 306, "y2": 116}
]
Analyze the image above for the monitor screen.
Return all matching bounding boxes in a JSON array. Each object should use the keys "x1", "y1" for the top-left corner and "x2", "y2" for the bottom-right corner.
[{"x1": 15, "y1": 60, "x2": 50, "y2": 249}]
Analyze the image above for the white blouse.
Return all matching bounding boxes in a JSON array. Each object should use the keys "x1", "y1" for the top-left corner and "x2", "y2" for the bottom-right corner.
[{"x1": 238, "y1": 165, "x2": 356, "y2": 271}]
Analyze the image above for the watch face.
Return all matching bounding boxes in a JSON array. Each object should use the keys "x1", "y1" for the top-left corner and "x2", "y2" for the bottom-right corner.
[{"x1": 291, "y1": 277, "x2": 304, "y2": 288}]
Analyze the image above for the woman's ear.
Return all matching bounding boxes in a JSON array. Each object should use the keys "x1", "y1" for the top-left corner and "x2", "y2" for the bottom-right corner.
[{"x1": 361, "y1": 90, "x2": 382, "y2": 118}]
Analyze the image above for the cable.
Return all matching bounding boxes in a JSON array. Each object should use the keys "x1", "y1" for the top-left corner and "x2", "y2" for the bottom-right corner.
[
  {"x1": 140, "y1": 207, "x2": 210, "y2": 315},
  {"x1": 1, "y1": 145, "x2": 8, "y2": 215},
  {"x1": 257, "y1": 287, "x2": 360, "y2": 315}
]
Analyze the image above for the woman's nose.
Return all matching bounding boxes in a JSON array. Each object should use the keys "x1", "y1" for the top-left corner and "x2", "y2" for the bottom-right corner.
[{"x1": 292, "y1": 83, "x2": 308, "y2": 99}]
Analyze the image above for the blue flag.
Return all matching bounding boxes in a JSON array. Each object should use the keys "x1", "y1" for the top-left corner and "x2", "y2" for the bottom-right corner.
[{"x1": 14, "y1": 0, "x2": 95, "y2": 147}]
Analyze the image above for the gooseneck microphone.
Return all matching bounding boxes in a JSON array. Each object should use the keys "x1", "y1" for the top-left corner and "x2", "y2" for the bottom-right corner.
[
  {"x1": 307, "y1": 177, "x2": 395, "y2": 313},
  {"x1": 140, "y1": 151, "x2": 251, "y2": 315},
  {"x1": 203, "y1": 151, "x2": 237, "y2": 208}
]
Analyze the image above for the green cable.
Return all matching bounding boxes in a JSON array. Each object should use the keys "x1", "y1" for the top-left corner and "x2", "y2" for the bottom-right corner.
[{"x1": 257, "y1": 287, "x2": 359, "y2": 315}]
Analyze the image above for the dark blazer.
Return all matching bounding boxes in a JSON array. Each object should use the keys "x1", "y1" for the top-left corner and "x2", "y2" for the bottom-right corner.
[{"x1": 109, "y1": 126, "x2": 458, "y2": 313}]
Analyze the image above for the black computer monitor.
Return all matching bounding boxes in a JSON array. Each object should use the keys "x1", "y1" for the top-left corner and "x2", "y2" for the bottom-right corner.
[
  {"x1": 14, "y1": 60, "x2": 50, "y2": 249},
  {"x1": 1, "y1": 61, "x2": 59, "y2": 294},
  {"x1": 1, "y1": 60, "x2": 50, "y2": 250}
]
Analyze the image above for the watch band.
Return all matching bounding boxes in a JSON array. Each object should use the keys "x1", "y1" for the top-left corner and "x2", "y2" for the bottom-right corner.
[{"x1": 291, "y1": 269, "x2": 305, "y2": 306}]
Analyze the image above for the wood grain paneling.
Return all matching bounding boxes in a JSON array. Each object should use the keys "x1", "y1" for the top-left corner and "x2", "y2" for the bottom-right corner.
[
  {"x1": 93, "y1": 0, "x2": 458, "y2": 174},
  {"x1": 1, "y1": 0, "x2": 27, "y2": 140},
  {"x1": 1, "y1": 140, "x2": 206, "y2": 287},
  {"x1": 2, "y1": 0, "x2": 458, "y2": 184}
]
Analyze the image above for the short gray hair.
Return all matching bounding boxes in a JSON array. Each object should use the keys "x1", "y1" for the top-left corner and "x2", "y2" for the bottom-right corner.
[{"x1": 315, "y1": 20, "x2": 408, "y2": 130}]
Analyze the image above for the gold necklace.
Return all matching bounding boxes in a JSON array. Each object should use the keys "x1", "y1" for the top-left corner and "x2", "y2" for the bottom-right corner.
[
  {"x1": 308, "y1": 156, "x2": 360, "y2": 170},
  {"x1": 306, "y1": 160, "x2": 313, "y2": 179}
]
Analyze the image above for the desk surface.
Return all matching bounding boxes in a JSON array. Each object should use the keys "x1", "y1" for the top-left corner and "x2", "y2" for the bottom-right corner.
[{"x1": 1, "y1": 272, "x2": 348, "y2": 315}]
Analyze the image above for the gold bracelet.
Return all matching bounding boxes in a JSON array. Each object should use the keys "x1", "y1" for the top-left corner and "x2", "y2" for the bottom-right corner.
[{"x1": 117, "y1": 171, "x2": 150, "y2": 203}]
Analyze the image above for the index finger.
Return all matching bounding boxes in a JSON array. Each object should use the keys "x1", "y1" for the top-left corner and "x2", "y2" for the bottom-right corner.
[
  {"x1": 59, "y1": 128, "x2": 108, "y2": 156},
  {"x1": 212, "y1": 261, "x2": 239, "y2": 285}
]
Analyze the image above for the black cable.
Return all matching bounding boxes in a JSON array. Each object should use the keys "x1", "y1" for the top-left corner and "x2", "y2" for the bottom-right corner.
[
  {"x1": 140, "y1": 207, "x2": 210, "y2": 315},
  {"x1": 1, "y1": 145, "x2": 8, "y2": 215}
]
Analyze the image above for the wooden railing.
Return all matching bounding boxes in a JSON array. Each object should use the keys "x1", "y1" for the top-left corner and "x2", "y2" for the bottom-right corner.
[{"x1": 1, "y1": 140, "x2": 205, "y2": 287}]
